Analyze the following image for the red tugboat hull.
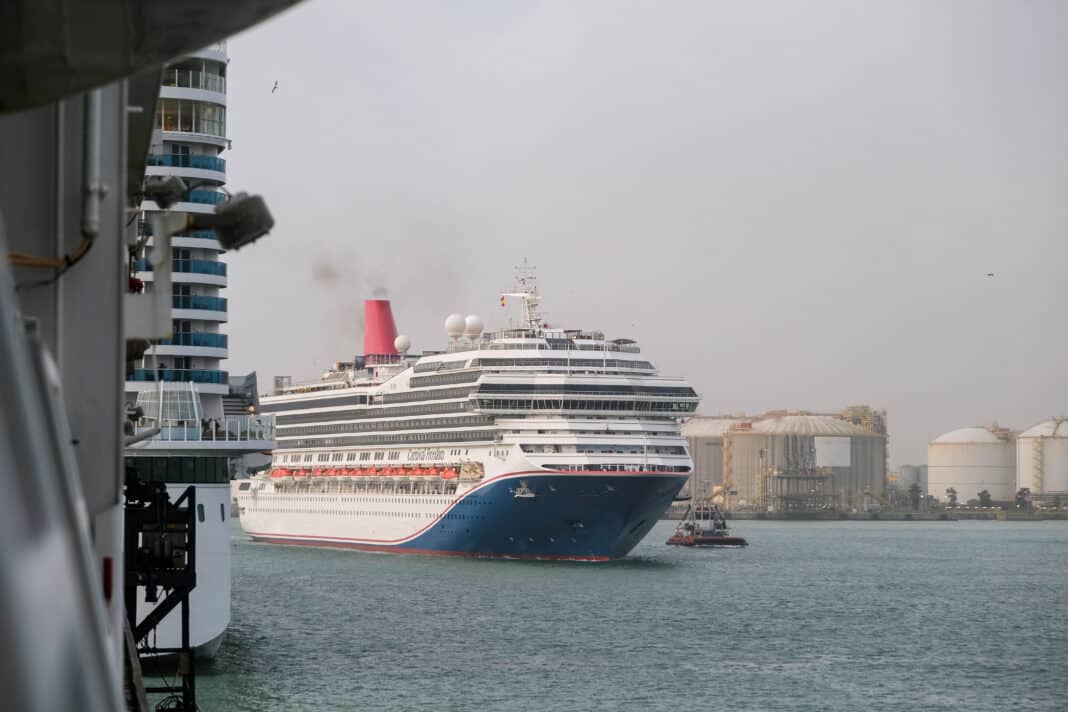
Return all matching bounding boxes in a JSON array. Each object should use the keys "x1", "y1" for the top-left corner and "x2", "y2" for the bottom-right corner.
[{"x1": 666, "y1": 533, "x2": 748, "y2": 547}]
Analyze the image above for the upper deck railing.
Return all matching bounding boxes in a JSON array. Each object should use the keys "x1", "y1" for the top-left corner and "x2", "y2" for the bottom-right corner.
[{"x1": 131, "y1": 414, "x2": 275, "y2": 444}]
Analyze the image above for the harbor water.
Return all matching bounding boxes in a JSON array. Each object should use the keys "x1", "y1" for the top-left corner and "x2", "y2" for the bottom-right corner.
[{"x1": 198, "y1": 520, "x2": 1068, "y2": 711}]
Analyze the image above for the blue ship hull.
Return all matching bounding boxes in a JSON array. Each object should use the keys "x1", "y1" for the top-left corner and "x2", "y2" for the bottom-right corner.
[{"x1": 251, "y1": 472, "x2": 688, "y2": 561}]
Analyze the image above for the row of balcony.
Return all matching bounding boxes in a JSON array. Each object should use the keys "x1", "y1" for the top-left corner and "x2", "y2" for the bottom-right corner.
[
  {"x1": 140, "y1": 223, "x2": 217, "y2": 241},
  {"x1": 173, "y1": 295, "x2": 227, "y2": 311},
  {"x1": 136, "y1": 258, "x2": 227, "y2": 276},
  {"x1": 187, "y1": 190, "x2": 226, "y2": 205},
  {"x1": 130, "y1": 368, "x2": 230, "y2": 384},
  {"x1": 139, "y1": 189, "x2": 225, "y2": 208},
  {"x1": 162, "y1": 68, "x2": 227, "y2": 94},
  {"x1": 157, "y1": 332, "x2": 229, "y2": 348},
  {"x1": 146, "y1": 153, "x2": 226, "y2": 172},
  {"x1": 160, "y1": 117, "x2": 226, "y2": 139}
]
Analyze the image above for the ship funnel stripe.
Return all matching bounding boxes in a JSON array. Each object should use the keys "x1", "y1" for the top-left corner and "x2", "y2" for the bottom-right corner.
[{"x1": 364, "y1": 299, "x2": 399, "y2": 356}]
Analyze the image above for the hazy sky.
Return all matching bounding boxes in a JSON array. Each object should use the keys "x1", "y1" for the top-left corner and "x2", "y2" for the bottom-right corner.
[{"x1": 222, "y1": 0, "x2": 1068, "y2": 467}]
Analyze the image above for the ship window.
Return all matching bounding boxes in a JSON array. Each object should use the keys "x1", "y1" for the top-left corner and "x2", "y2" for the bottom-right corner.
[
  {"x1": 197, "y1": 504, "x2": 205, "y2": 523},
  {"x1": 220, "y1": 503, "x2": 225, "y2": 521}
]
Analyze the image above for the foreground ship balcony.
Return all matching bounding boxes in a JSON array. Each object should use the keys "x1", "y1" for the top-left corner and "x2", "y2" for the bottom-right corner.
[
  {"x1": 139, "y1": 223, "x2": 224, "y2": 252},
  {"x1": 135, "y1": 258, "x2": 227, "y2": 287},
  {"x1": 126, "y1": 414, "x2": 275, "y2": 455},
  {"x1": 149, "y1": 331, "x2": 228, "y2": 359},
  {"x1": 161, "y1": 68, "x2": 227, "y2": 94},
  {"x1": 136, "y1": 258, "x2": 226, "y2": 276},
  {"x1": 171, "y1": 295, "x2": 228, "y2": 322},
  {"x1": 147, "y1": 153, "x2": 226, "y2": 172},
  {"x1": 146, "y1": 152, "x2": 226, "y2": 182},
  {"x1": 158, "y1": 332, "x2": 229, "y2": 348},
  {"x1": 130, "y1": 368, "x2": 229, "y2": 384}
]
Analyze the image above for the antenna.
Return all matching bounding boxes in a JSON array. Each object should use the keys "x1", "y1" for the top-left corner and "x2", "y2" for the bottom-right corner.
[{"x1": 499, "y1": 259, "x2": 542, "y2": 334}]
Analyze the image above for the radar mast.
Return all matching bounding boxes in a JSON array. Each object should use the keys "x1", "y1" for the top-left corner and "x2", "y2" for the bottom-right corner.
[{"x1": 499, "y1": 260, "x2": 543, "y2": 334}]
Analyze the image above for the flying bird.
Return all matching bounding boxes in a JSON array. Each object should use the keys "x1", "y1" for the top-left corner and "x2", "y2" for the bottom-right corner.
[
  {"x1": 986, "y1": 272, "x2": 995, "y2": 277},
  {"x1": 271, "y1": 80, "x2": 278, "y2": 93}
]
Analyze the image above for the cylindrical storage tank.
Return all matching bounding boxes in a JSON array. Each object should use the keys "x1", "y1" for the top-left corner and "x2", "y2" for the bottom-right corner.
[
  {"x1": 1016, "y1": 419, "x2": 1068, "y2": 496},
  {"x1": 723, "y1": 414, "x2": 886, "y2": 511},
  {"x1": 680, "y1": 417, "x2": 742, "y2": 499},
  {"x1": 928, "y1": 427, "x2": 1015, "y2": 503}
]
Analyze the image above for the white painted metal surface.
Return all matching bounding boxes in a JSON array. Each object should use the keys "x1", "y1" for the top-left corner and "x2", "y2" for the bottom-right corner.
[
  {"x1": 1016, "y1": 418, "x2": 1068, "y2": 495},
  {"x1": 928, "y1": 427, "x2": 1016, "y2": 502},
  {"x1": 136, "y1": 484, "x2": 232, "y2": 656}
]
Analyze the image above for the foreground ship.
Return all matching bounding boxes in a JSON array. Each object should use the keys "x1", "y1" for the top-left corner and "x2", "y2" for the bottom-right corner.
[
  {"x1": 237, "y1": 270, "x2": 698, "y2": 560},
  {"x1": 125, "y1": 381, "x2": 274, "y2": 657}
]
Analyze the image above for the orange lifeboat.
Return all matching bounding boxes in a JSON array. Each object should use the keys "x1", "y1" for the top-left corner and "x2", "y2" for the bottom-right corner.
[{"x1": 441, "y1": 469, "x2": 458, "y2": 480}]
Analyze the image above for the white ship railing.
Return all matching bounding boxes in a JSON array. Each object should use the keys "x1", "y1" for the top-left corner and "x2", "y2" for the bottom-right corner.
[{"x1": 132, "y1": 414, "x2": 275, "y2": 443}]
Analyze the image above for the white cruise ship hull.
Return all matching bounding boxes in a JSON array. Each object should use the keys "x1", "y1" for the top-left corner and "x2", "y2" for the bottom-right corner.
[
  {"x1": 136, "y1": 483, "x2": 231, "y2": 657},
  {"x1": 238, "y1": 455, "x2": 687, "y2": 561}
]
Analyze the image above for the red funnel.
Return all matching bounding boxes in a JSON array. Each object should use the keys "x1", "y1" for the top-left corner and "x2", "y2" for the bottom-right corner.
[{"x1": 364, "y1": 299, "x2": 399, "y2": 357}]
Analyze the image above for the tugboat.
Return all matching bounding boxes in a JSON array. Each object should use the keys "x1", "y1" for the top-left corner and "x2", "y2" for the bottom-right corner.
[{"x1": 666, "y1": 497, "x2": 748, "y2": 548}]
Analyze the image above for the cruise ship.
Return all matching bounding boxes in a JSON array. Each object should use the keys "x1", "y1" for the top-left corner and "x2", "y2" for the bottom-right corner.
[{"x1": 237, "y1": 271, "x2": 698, "y2": 560}]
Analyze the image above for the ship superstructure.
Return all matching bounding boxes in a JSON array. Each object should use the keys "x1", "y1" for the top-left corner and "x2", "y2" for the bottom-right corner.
[
  {"x1": 238, "y1": 271, "x2": 698, "y2": 560},
  {"x1": 121, "y1": 42, "x2": 268, "y2": 658}
]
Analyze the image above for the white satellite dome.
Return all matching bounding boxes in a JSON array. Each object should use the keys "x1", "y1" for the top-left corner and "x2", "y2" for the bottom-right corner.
[
  {"x1": 393, "y1": 335, "x2": 411, "y2": 354},
  {"x1": 445, "y1": 313, "x2": 465, "y2": 339},
  {"x1": 463, "y1": 314, "x2": 484, "y2": 339}
]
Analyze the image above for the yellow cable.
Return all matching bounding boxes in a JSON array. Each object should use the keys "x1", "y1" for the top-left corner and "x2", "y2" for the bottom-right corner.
[
  {"x1": 7, "y1": 252, "x2": 65, "y2": 268},
  {"x1": 7, "y1": 237, "x2": 93, "y2": 270}
]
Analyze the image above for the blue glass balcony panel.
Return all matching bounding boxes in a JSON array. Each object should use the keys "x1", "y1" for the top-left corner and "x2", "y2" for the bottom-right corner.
[
  {"x1": 186, "y1": 190, "x2": 226, "y2": 205},
  {"x1": 136, "y1": 258, "x2": 226, "y2": 276},
  {"x1": 146, "y1": 153, "x2": 226, "y2": 172},
  {"x1": 172, "y1": 295, "x2": 227, "y2": 311},
  {"x1": 130, "y1": 368, "x2": 230, "y2": 384},
  {"x1": 157, "y1": 332, "x2": 229, "y2": 348}
]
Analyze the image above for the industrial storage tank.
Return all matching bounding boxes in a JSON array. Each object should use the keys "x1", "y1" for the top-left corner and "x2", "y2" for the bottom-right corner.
[
  {"x1": 681, "y1": 417, "x2": 743, "y2": 500},
  {"x1": 1016, "y1": 418, "x2": 1068, "y2": 501},
  {"x1": 927, "y1": 426, "x2": 1015, "y2": 504},
  {"x1": 723, "y1": 411, "x2": 887, "y2": 512}
]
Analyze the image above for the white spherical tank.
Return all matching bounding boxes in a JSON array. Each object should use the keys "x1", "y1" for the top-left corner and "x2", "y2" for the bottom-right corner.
[
  {"x1": 1016, "y1": 418, "x2": 1068, "y2": 495},
  {"x1": 393, "y1": 334, "x2": 411, "y2": 354},
  {"x1": 928, "y1": 427, "x2": 1016, "y2": 503},
  {"x1": 444, "y1": 313, "x2": 465, "y2": 340},
  {"x1": 463, "y1": 314, "x2": 484, "y2": 339}
]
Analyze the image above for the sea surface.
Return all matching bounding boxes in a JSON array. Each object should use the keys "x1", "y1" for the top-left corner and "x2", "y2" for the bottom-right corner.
[{"x1": 196, "y1": 520, "x2": 1068, "y2": 711}]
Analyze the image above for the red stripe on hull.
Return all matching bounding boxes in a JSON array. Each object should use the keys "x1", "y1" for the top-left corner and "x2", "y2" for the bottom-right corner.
[{"x1": 248, "y1": 535, "x2": 611, "y2": 562}]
